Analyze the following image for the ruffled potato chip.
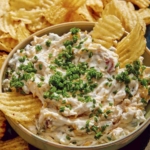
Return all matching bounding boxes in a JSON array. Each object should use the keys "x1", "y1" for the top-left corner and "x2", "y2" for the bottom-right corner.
[
  {"x1": 27, "y1": 16, "x2": 51, "y2": 33},
  {"x1": 127, "y1": 0, "x2": 150, "y2": 8},
  {"x1": 9, "y1": 0, "x2": 41, "y2": 10},
  {"x1": 9, "y1": 8, "x2": 44, "y2": 24},
  {"x1": 102, "y1": 0, "x2": 146, "y2": 33},
  {"x1": 0, "y1": 35, "x2": 18, "y2": 52},
  {"x1": 69, "y1": 4, "x2": 96, "y2": 22},
  {"x1": 0, "y1": 15, "x2": 17, "y2": 39},
  {"x1": 0, "y1": 0, "x2": 10, "y2": 17},
  {"x1": 0, "y1": 92, "x2": 42, "y2": 123},
  {"x1": 91, "y1": 15, "x2": 125, "y2": 48},
  {"x1": 116, "y1": 22, "x2": 146, "y2": 68},
  {"x1": 0, "y1": 136, "x2": 29, "y2": 150},
  {"x1": 138, "y1": 8, "x2": 150, "y2": 25},
  {"x1": 86, "y1": 0, "x2": 104, "y2": 15},
  {"x1": 16, "y1": 22, "x2": 31, "y2": 42},
  {"x1": 62, "y1": 0, "x2": 86, "y2": 10},
  {"x1": 44, "y1": 4, "x2": 69, "y2": 25},
  {"x1": 0, "y1": 53, "x2": 8, "y2": 69}
]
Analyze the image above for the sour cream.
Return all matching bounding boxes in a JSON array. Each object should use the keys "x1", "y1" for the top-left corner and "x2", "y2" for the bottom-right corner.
[{"x1": 3, "y1": 28, "x2": 150, "y2": 146}]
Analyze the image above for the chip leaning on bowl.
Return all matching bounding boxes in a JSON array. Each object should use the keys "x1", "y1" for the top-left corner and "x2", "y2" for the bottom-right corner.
[{"x1": 0, "y1": 21, "x2": 150, "y2": 149}]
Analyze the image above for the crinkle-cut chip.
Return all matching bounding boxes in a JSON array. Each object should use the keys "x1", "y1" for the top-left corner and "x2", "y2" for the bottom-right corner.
[
  {"x1": 9, "y1": 0, "x2": 41, "y2": 10},
  {"x1": 0, "y1": 111, "x2": 6, "y2": 139},
  {"x1": 86, "y1": 0, "x2": 104, "y2": 14},
  {"x1": 16, "y1": 22, "x2": 31, "y2": 42},
  {"x1": 116, "y1": 22, "x2": 146, "y2": 68},
  {"x1": 44, "y1": 5, "x2": 69, "y2": 24},
  {"x1": 62, "y1": 0, "x2": 86, "y2": 10},
  {"x1": 102, "y1": 0, "x2": 112, "y2": 7},
  {"x1": 0, "y1": 92, "x2": 42, "y2": 123},
  {"x1": 138, "y1": 8, "x2": 150, "y2": 25},
  {"x1": 9, "y1": 8, "x2": 44, "y2": 24},
  {"x1": 0, "y1": 37, "x2": 18, "y2": 52},
  {"x1": 68, "y1": 4, "x2": 96, "y2": 22},
  {"x1": 127, "y1": 2, "x2": 135, "y2": 10},
  {"x1": 40, "y1": 0, "x2": 56, "y2": 9},
  {"x1": 0, "y1": 53, "x2": 8, "y2": 69},
  {"x1": 93, "y1": 38, "x2": 114, "y2": 48},
  {"x1": 0, "y1": 15, "x2": 17, "y2": 39},
  {"x1": 0, "y1": 136, "x2": 29, "y2": 150},
  {"x1": 102, "y1": 0, "x2": 146, "y2": 33},
  {"x1": 0, "y1": 0, "x2": 10, "y2": 17},
  {"x1": 136, "y1": 11, "x2": 146, "y2": 33},
  {"x1": 127, "y1": 0, "x2": 150, "y2": 8},
  {"x1": 27, "y1": 16, "x2": 51, "y2": 33},
  {"x1": 91, "y1": 15, "x2": 125, "y2": 44}
]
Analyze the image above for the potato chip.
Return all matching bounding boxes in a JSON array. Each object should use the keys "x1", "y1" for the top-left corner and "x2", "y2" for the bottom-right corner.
[
  {"x1": 0, "y1": 111, "x2": 6, "y2": 139},
  {"x1": 9, "y1": 8, "x2": 44, "y2": 24},
  {"x1": 102, "y1": 0, "x2": 146, "y2": 33},
  {"x1": 0, "y1": 15, "x2": 17, "y2": 39},
  {"x1": 86, "y1": 0, "x2": 104, "y2": 15},
  {"x1": 9, "y1": 0, "x2": 41, "y2": 10},
  {"x1": 127, "y1": 0, "x2": 150, "y2": 8},
  {"x1": 102, "y1": 0, "x2": 112, "y2": 7},
  {"x1": 69, "y1": 4, "x2": 96, "y2": 22},
  {"x1": 0, "y1": 34, "x2": 18, "y2": 52},
  {"x1": 0, "y1": 136, "x2": 29, "y2": 150},
  {"x1": 0, "y1": 53, "x2": 8, "y2": 69},
  {"x1": 16, "y1": 22, "x2": 31, "y2": 42},
  {"x1": 27, "y1": 16, "x2": 51, "y2": 33},
  {"x1": 44, "y1": 4, "x2": 69, "y2": 25},
  {"x1": 92, "y1": 38, "x2": 114, "y2": 48},
  {"x1": 116, "y1": 22, "x2": 146, "y2": 68},
  {"x1": 0, "y1": 92, "x2": 42, "y2": 123},
  {"x1": 91, "y1": 15, "x2": 125, "y2": 48},
  {"x1": 62, "y1": 0, "x2": 86, "y2": 10},
  {"x1": 127, "y1": 2, "x2": 135, "y2": 10},
  {"x1": 138, "y1": 8, "x2": 150, "y2": 25},
  {"x1": 0, "y1": 0, "x2": 10, "y2": 17}
]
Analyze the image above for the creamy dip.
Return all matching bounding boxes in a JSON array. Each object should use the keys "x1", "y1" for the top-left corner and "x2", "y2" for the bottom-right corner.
[{"x1": 3, "y1": 28, "x2": 150, "y2": 146}]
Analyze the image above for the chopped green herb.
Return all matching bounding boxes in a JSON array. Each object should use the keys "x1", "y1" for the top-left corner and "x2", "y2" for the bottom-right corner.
[
  {"x1": 141, "y1": 98, "x2": 147, "y2": 104},
  {"x1": 125, "y1": 86, "x2": 132, "y2": 97},
  {"x1": 35, "y1": 45, "x2": 42, "y2": 52},
  {"x1": 140, "y1": 78, "x2": 148, "y2": 87},
  {"x1": 19, "y1": 56, "x2": 26, "y2": 62},
  {"x1": 89, "y1": 52, "x2": 93, "y2": 58},
  {"x1": 20, "y1": 49, "x2": 24, "y2": 53},
  {"x1": 37, "y1": 82, "x2": 42, "y2": 87},
  {"x1": 59, "y1": 106, "x2": 65, "y2": 112},
  {"x1": 66, "y1": 135, "x2": 71, "y2": 140},
  {"x1": 49, "y1": 53, "x2": 53, "y2": 58},
  {"x1": 45, "y1": 40, "x2": 51, "y2": 47},
  {"x1": 39, "y1": 64, "x2": 43, "y2": 70},
  {"x1": 94, "y1": 132, "x2": 102, "y2": 139},
  {"x1": 115, "y1": 62, "x2": 120, "y2": 68},
  {"x1": 10, "y1": 75, "x2": 24, "y2": 88},
  {"x1": 113, "y1": 90, "x2": 118, "y2": 94},
  {"x1": 34, "y1": 55, "x2": 38, "y2": 60},
  {"x1": 107, "y1": 136, "x2": 112, "y2": 141},
  {"x1": 40, "y1": 76, "x2": 44, "y2": 81},
  {"x1": 70, "y1": 27, "x2": 80, "y2": 35}
]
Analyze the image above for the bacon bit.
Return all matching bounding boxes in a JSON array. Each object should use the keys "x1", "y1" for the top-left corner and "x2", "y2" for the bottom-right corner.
[{"x1": 105, "y1": 58, "x2": 115, "y2": 73}]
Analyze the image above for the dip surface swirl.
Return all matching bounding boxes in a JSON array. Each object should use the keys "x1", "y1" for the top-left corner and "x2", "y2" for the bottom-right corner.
[{"x1": 3, "y1": 28, "x2": 150, "y2": 146}]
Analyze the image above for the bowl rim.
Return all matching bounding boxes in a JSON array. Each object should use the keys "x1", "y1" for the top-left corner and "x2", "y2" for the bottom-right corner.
[{"x1": 0, "y1": 21, "x2": 150, "y2": 149}]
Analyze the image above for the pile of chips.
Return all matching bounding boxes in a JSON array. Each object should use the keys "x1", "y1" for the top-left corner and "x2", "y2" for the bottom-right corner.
[{"x1": 0, "y1": 0, "x2": 150, "y2": 149}]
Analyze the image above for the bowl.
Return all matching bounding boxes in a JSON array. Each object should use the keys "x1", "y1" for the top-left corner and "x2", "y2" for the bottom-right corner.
[{"x1": 0, "y1": 22, "x2": 150, "y2": 150}]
